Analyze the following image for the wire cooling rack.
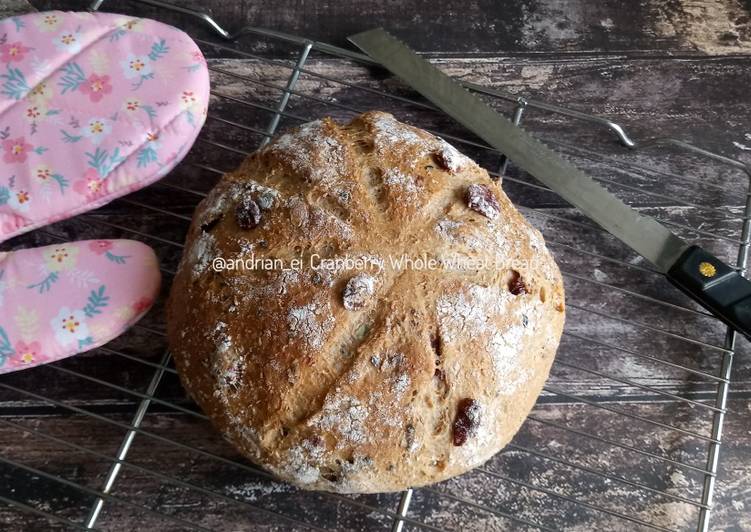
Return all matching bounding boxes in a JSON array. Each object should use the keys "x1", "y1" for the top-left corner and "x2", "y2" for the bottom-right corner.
[{"x1": 1, "y1": 0, "x2": 750, "y2": 530}]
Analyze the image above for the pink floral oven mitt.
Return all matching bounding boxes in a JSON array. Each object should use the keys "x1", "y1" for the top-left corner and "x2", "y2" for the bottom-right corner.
[
  {"x1": 0, "y1": 239, "x2": 161, "y2": 373},
  {"x1": 0, "y1": 11, "x2": 210, "y2": 241}
]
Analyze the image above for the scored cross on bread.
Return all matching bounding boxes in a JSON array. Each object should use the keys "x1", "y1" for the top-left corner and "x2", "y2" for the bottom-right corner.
[{"x1": 167, "y1": 111, "x2": 565, "y2": 493}]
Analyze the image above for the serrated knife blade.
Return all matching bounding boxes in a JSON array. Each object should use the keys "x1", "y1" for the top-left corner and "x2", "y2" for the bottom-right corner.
[
  {"x1": 349, "y1": 28, "x2": 751, "y2": 339},
  {"x1": 350, "y1": 28, "x2": 686, "y2": 272}
]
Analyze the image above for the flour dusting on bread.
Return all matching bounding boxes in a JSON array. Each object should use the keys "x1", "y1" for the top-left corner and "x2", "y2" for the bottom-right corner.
[
  {"x1": 287, "y1": 300, "x2": 335, "y2": 350},
  {"x1": 272, "y1": 119, "x2": 346, "y2": 184}
]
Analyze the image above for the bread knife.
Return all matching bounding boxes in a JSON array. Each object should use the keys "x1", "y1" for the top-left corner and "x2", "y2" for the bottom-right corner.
[{"x1": 349, "y1": 28, "x2": 751, "y2": 340}]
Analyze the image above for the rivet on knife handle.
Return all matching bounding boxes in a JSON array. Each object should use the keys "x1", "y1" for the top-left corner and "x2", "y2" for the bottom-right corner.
[{"x1": 667, "y1": 246, "x2": 751, "y2": 340}]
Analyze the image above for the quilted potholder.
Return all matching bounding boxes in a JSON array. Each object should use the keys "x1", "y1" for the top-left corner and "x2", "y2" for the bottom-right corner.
[
  {"x1": 0, "y1": 11, "x2": 209, "y2": 242},
  {"x1": 0, "y1": 239, "x2": 161, "y2": 373}
]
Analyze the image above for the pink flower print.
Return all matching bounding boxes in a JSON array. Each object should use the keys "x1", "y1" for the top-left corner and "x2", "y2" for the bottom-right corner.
[
  {"x1": 13, "y1": 341, "x2": 43, "y2": 366},
  {"x1": 132, "y1": 297, "x2": 153, "y2": 315},
  {"x1": 89, "y1": 240, "x2": 114, "y2": 255},
  {"x1": 0, "y1": 41, "x2": 30, "y2": 63},
  {"x1": 36, "y1": 13, "x2": 61, "y2": 33},
  {"x1": 122, "y1": 18, "x2": 143, "y2": 32},
  {"x1": 73, "y1": 169, "x2": 109, "y2": 201},
  {"x1": 55, "y1": 31, "x2": 81, "y2": 53},
  {"x1": 34, "y1": 165, "x2": 52, "y2": 182},
  {"x1": 141, "y1": 130, "x2": 161, "y2": 152},
  {"x1": 8, "y1": 190, "x2": 31, "y2": 212},
  {"x1": 124, "y1": 98, "x2": 141, "y2": 112},
  {"x1": 79, "y1": 74, "x2": 113, "y2": 103},
  {"x1": 82, "y1": 118, "x2": 111, "y2": 145},
  {"x1": 121, "y1": 55, "x2": 152, "y2": 79},
  {"x1": 180, "y1": 90, "x2": 197, "y2": 108},
  {"x1": 2, "y1": 137, "x2": 33, "y2": 164},
  {"x1": 26, "y1": 105, "x2": 40, "y2": 119},
  {"x1": 28, "y1": 82, "x2": 53, "y2": 103},
  {"x1": 24, "y1": 103, "x2": 45, "y2": 122},
  {"x1": 51, "y1": 308, "x2": 90, "y2": 347},
  {"x1": 190, "y1": 50, "x2": 205, "y2": 64},
  {"x1": 44, "y1": 245, "x2": 79, "y2": 272}
]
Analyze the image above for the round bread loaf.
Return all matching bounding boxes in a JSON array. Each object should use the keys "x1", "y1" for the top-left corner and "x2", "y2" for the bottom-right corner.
[{"x1": 167, "y1": 111, "x2": 565, "y2": 493}]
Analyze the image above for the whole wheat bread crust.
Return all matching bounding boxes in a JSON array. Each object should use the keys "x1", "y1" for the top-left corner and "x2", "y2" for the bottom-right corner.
[{"x1": 167, "y1": 111, "x2": 565, "y2": 493}]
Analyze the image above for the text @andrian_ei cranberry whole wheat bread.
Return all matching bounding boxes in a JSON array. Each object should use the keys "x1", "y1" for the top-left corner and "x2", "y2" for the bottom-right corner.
[{"x1": 167, "y1": 111, "x2": 565, "y2": 493}]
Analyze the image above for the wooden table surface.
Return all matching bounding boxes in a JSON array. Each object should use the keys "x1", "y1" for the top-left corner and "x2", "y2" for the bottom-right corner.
[{"x1": 1, "y1": 1, "x2": 750, "y2": 531}]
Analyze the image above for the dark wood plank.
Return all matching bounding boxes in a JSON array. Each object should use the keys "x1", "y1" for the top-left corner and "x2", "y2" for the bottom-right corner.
[
  {"x1": 32, "y1": 0, "x2": 751, "y2": 56},
  {"x1": 0, "y1": 0, "x2": 32, "y2": 17},
  {"x1": 2, "y1": 397, "x2": 747, "y2": 531},
  {"x1": 408, "y1": 398, "x2": 751, "y2": 531},
  {"x1": 0, "y1": 414, "x2": 141, "y2": 530}
]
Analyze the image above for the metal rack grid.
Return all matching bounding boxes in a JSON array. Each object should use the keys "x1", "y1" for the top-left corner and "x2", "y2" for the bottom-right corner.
[{"x1": 1, "y1": 0, "x2": 749, "y2": 530}]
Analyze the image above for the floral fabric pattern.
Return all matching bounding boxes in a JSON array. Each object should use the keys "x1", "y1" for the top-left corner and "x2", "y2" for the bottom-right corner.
[
  {"x1": 0, "y1": 11, "x2": 209, "y2": 242},
  {"x1": 0, "y1": 240, "x2": 161, "y2": 373}
]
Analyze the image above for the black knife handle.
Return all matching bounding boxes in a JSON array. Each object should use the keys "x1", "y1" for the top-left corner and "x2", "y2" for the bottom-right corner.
[{"x1": 667, "y1": 245, "x2": 751, "y2": 339}]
